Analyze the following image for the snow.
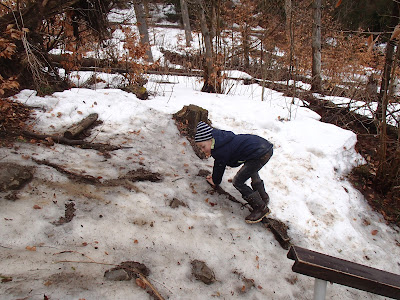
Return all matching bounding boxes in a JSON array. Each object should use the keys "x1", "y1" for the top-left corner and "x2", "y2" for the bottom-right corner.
[{"x1": 1, "y1": 74, "x2": 399, "y2": 300}]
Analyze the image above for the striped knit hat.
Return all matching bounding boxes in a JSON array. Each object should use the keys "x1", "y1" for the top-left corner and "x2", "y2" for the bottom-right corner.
[{"x1": 195, "y1": 121, "x2": 213, "y2": 142}]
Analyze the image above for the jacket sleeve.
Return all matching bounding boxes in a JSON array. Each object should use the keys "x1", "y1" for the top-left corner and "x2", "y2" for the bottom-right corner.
[{"x1": 212, "y1": 160, "x2": 226, "y2": 185}]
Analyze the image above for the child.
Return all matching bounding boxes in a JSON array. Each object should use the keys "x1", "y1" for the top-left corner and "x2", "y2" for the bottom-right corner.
[{"x1": 195, "y1": 121, "x2": 273, "y2": 224}]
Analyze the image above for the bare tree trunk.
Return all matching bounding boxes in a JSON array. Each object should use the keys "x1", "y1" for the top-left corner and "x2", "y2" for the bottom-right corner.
[
  {"x1": 377, "y1": 1, "x2": 399, "y2": 121},
  {"x1": 180, "y1": 0, "x2": 193, "y2": 47},
  {"x1": 376, "y1": 37, "x2": 400, "y2": 192},
  {"x1": 287, "y1": 0, "x2": 294, "y2": 83},
  {"x1": 311, "y1": 0, "x2": 322, "y2": 92},
  {"x1": 133, "y1": 0, "x2": 153, "y2": 62},
  {"x1": 284, "y1": 0, "x2": 292, "y2": 42},
  {"x1": 210, "y1": 1, "x2": 218, "y2": 42},
  {"x1": 242, "y1": 24, "x2": 250, "y2": 70},
  {"x1": 197, "y1": 0, "x2": 219, "y2": 93},
  {"x1": 214, "y1": 0, "x2": 222, "y2": 55}
]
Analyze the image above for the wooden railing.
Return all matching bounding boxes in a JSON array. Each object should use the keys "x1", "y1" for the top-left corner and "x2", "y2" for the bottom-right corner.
[{"x1": 287, "y1": 245, "x2": 400, "y2": 299}]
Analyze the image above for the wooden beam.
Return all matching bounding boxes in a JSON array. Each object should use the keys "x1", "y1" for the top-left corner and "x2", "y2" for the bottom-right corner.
[{"x1": 287, "y1": 245, "x2": 400, "y2": 299}]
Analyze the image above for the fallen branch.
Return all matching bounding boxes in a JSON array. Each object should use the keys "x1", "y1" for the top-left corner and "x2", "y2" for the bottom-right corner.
[
  {"x1": 22, "y1": 130, "x2": 128, "y2": 151},
  {"x1": 32, "y1": 158, "x2": 101, "y2": 184}
]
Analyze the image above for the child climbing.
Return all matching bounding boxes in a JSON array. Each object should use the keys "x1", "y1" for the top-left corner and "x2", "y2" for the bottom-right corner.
[{"x1": 195, "y1": 121, "x2": 273, "y2": 223}]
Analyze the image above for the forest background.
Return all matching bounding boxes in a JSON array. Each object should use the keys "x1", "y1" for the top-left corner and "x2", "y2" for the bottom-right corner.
[{"x1": 0, "y1": 0, "x2": 399, "y2": 226}]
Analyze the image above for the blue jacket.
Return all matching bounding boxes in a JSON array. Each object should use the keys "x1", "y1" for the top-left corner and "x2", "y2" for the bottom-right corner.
[{"x1": 211, "y1": 129, "x2": 273, "y2": 185}]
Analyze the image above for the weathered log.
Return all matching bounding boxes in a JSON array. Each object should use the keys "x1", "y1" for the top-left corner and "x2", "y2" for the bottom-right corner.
[{"x1": 64, "y1": 113, "x2": 98, "y2": 139}]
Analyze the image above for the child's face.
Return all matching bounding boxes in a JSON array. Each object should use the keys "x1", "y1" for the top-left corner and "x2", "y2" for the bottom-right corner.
[{"x1": 196, "y1": 140, "x2": 212, "y2": 158}]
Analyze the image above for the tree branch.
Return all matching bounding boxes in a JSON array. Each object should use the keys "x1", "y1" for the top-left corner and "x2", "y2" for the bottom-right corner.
[{"x1": 22, "y1": 130, "x2": 128, "y2": 151}]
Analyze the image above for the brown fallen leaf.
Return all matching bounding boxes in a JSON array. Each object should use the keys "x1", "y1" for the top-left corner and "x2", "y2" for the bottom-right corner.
[
  {"x1": 43, "y1": 280, "x2": 52, "y2": 286},
  {"x1": 26, "y1": 245, "x2": 36, "y2": 251}
]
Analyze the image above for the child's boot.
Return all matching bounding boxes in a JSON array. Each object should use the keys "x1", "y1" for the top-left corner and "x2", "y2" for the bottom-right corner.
[
  {"x1": 244, "y1": 191, "x2": 270, "y2": 224},
  {"x1": 251, "y1": 181, "x2": 270, "y2": 205}
]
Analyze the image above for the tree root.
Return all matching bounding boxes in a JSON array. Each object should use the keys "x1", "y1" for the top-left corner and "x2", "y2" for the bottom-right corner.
[
  {"x1": 32, "y1": 158, "x2": 101, "y2": 184},
  {"x1": 31, "y1": 158, "x2": 162, "y2": 188}
]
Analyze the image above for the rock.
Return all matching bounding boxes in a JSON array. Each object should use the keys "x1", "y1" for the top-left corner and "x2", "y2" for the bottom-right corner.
[
  {"x1": 104, "y1": 268, "x2": 130, "y2": 281},
  {"x1": 119, "y1": 261, "x2": 150, "y2": 278},
  {"x1": 191, "y1": 260, "x2": 216, "y2": 285},
  {"x1": 197, "y1": 169, "x2": 211, "y2": 177},
  {"x1": 169, "y1": 198, "x2": 187, "y2": 209},
  {"x1": 104, "y1": 261, "x2": 150, "y2": 281},
  {"x1": 0, "y1": 163, "x2": 34, "y2": 192}
]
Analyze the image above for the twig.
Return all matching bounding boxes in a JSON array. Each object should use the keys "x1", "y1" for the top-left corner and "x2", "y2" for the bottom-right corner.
[
  {"x1": 167, "y1": 83, "x2": 175, "y2": 103},
  {"x1": 53, "y1": 250, "x2": 96, "y2": 262},
  {"x1": 89, "y1": 115, "x2": 111, "y2": 143},
  {"x1": 137, "y1": 273, "x2": 165, "y2": 300},
  {"x1": 54, "y1": 260, "x2": 114, "y2": 265},
  {"x1": 172, "y1": 177, "x2": 184, "y2": 182}
]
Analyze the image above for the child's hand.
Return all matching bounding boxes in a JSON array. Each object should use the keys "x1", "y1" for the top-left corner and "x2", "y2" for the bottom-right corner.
[{"x1": 206, "y1": 175, "x2": 216, "y2": 187}]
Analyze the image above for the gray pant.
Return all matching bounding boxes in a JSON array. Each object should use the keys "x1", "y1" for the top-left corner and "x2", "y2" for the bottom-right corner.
[{"x1": 232, "y1": 149, "x2": 273, "y2": 198}]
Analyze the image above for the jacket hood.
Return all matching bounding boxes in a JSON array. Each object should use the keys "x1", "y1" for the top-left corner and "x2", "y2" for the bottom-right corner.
[{"x1": 212, "y1": 129, "x2": 235, "y2": 148}]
